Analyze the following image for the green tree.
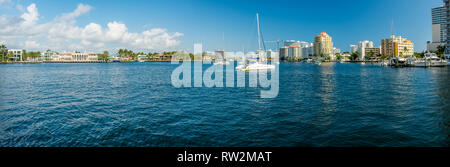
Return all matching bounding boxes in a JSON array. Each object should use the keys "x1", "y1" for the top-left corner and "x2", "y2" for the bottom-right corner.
[
  {"x1": 350, "y1": 51, "x2": 359, "y2": 61},
  {"x1": 435, "y1": 45, "x2": 445, "y2": 58},
  {"x1": 336, "y1": 54, "x2": 342, "y2": 61},
  {"x1": 366, "y1": 51, "x2": 374, "y2": 61},
  {"x1": 7, "y1": 51, "x2": 14, "y2": 62},
  {"x1": 0, "y1": 44, "x2": 7, "y2": 62},
  {"x1": 98, "y1": 51, "x2": 109, "y2": 61}
]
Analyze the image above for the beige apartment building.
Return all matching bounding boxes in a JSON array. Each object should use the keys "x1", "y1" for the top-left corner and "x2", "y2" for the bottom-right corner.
[
  {"x1": 314, "y1": 32, "x2": 333, "y2": 57},
  {"x1": 364, "y1": 47, "x2": 381, "y2": 59},
  {"x1": 381, "y1": 35, "x2": 414, "y2": 57}
]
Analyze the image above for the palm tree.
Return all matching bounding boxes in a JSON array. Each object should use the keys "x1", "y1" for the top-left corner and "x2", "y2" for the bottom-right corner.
[
  {"x1": 403, "y1": 47, "x2": 408, "y2": 57},
  {"x1": 0, "y1": 44, "x2": 7, "y2": 62},
  {"x1": 23, "y1": 50, "x2": 27, "y2": 61},
  {"x1": 103, "y1": 51, "x2": 109, "y2": 61},
  {"x1": 367, "y1": 51, "x2": 374, "y2": 61}
]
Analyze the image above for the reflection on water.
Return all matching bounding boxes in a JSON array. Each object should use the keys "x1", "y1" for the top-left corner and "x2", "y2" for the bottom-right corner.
[
  {"x1": 315, "y1": 63, "x2": 337, "y2": 128},
  {"x1": 0, "y1": 63, "x2": 449, "y2": 147}
]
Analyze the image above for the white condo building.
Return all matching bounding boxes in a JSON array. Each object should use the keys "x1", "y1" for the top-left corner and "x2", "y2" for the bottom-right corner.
[
  {"x1": 350, "y1": 45, "x2": 358, "y2": 53},
  {"x1": 279, "y1": 41, "x2": 314, "y2": 60},
  {"x1": 7, "y1": 49, "x2": 23, "y2": 61},
  {"x1": 357, "y1": 40, "x2": 374, "y2": 60}
]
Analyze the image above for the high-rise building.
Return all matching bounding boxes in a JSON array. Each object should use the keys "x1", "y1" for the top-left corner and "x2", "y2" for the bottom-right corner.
[
  {"x1": 357, "y1": 40, "x2": 374, "y2": 60},
  {"x1": 445, "y1": 0, "x2": 450, "y2": 59},
  {"x1": 350, "y1": 45, "x2": 358, "y2": 53},
  {"x1": 279, "y1": 46, "x2": 289, "y2": 60},
  {"x1": 301, "y1": 43, "x2": 314, "y2": 59},
  {"x1": 288, "y1": 45, "x2": 302, "y2": 60},
  {"x1": 428, "y1": 5, "x2": 446, "y2": 52},
  {"x1": 364, "y1": 47, "x2": 381, "y2": 60},
  {"x1": 432, "y1": 6, "x2": 447, "y2": 43},
  {"x1": 313, "y1": 32, "x2": 333, "y2": 57},
  {"x1": 381, "y1": 35, "x2": 414, "y2": 57}
]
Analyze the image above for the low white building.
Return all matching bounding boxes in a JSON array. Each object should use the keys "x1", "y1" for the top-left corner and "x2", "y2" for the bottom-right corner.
[
  {"x1": 41, "y1": 50, "x2": 58, "y2": 61},
  {"x1": 52, "y1": 52, "x2": 99, "y2": 62},
  {"x1": 7, "y1": 49, "x2": 23, "y2": 61},
  {"x1": 137, "y1": 55, "x2": 148, "y2": 61}
]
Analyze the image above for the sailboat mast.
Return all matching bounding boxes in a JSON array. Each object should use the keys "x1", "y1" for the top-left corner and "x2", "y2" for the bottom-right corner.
[{"x1": 256, "y1": 13, "x2": 261, "y2": 51}]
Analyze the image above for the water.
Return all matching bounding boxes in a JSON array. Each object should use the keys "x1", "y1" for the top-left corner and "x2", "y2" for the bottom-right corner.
[{"x1": 0, "y1": 62, "x2": 449, "y2": 147}]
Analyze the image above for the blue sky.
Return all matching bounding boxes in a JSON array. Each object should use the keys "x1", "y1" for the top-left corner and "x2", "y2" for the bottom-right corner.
[{"x1": 0, "y1": 0, "x2": 445, "y2": 52}]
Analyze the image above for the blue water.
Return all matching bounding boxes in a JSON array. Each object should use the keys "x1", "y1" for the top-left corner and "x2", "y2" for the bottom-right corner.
[{"x1": 0, "y1": 62, "x2": 449, "y2": 147}]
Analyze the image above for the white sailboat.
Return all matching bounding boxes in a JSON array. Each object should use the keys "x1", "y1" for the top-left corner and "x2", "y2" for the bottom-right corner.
[{"x1": 237, "y1": 13, "x2": 276, "y2": 71}]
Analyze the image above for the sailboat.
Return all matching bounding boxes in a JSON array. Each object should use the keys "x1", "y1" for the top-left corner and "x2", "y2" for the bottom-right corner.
[{"x1": 236, "y1": 13, "x2": 276, "y2": 71}]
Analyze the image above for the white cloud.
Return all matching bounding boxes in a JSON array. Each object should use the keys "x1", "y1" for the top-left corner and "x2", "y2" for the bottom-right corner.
[
  {"x1": 0, "y1": 3, "x2": 183, "y2": 51},
  {"x1": 59, "y1": 3, "x2": 91, "y2": 21},
  {"x1": 20, "y1": 3, "x2": 39, "y2": 27}
]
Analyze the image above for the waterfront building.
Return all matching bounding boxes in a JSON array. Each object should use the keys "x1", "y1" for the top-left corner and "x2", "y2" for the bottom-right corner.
[
  {"x1": 7, "y1": 49, "x2": 23, "y2": 61},
  {"x1": 41, "y1": 50, "x2": 58, "y2": 61},
  {"x1": 357, "y1": 40, "x2": 374, "y2": 60},
  {"x1": 381, "y1": 35, "x2": 414, "y2": 57},
  {"x1": 266, "y1": 50, "x2": 279, "y2": 60},
  {"x1": 350, "y1": 45, "x2": 358, "y2": 53},
  {"x1": 279, "y1": 46, "x2": 289, "y2": 60},
  {"x1": 137, "y1": 55, "x2": 148, "y2": 61},
  {"x1": 53, "y1": 52, "x2": 99, "y2": 62},
  {"x1": 279, "y1": 42, "x2": 313, "y2": 60},
  {"x1": 444, "y1": 0, "x2": 450, "y2": 59},
  {"x1": 364, "y1": 47, "x2": 381, "y2": 60},
  {"x1": 432, "y1": 6, "x2": 447, "y2": 43},
  {"x1": 427, "y1": 5, "x2": 446, "y2": 52},
  {"x1": 313, "y1": 32, "x2": 333, "y2": 57},
  {"x1": 301, "y1": 43, "x2": 314, "y2": 59},
  {"x1": 288, "y1": 45, "x2": 302, "y2": 60}
]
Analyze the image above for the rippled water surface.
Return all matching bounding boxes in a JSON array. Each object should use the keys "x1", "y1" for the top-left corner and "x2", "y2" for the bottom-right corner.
[{"x1": 0, "y1": 63, "x2": 449, "y2": 147}]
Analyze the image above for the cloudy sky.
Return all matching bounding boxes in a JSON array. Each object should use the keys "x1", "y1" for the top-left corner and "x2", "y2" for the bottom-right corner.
[
  {"x1": 0, "y1": 0, "x2": 445, "y2": 53},
  {"x1": 0, "y1": 0, "x2": 184, "y2": 53}
]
